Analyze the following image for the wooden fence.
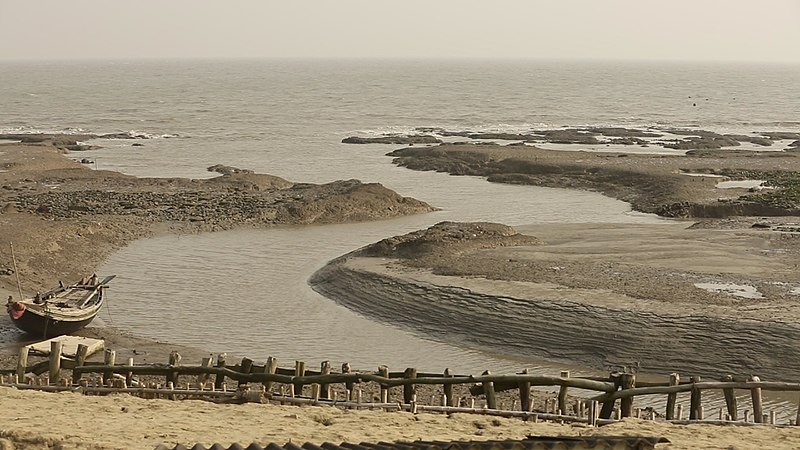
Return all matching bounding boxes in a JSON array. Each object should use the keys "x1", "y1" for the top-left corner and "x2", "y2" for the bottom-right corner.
[{"x1": 2, "y1": 341, "x2": 800, "y2": 427}]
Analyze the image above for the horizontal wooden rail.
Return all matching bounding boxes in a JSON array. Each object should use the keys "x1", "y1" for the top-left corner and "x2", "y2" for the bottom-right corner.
[
  {"x1": 71, "y1": 365, "x2": 617, "y2": 393},
  {"x1": 591, "y1": 381, "x2": 800, "y2": 402}
]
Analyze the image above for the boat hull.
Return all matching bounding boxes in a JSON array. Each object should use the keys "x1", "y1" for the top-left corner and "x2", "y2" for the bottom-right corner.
[{"x1": 11, "y1": 308, "x2": 99, "y2": 338}]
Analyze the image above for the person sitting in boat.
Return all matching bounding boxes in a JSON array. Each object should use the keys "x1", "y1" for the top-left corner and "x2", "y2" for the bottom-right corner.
[
  {"x1": 90, "y1": 274, "x2": 98, "y2": 286},
  {"x1": 34, "y1": 291, "x2": 42, "y2": 304}
]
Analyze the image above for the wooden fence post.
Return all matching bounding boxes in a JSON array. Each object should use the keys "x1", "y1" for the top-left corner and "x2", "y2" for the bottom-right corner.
[
  {"x1": 558, "y1": 370, "x2": 570, "y2": 415},
  {"x1": 238, "y1": 357, "x2": 253, "y2": 387},
  {"x1": 689, "y1": 376, "x2": 702, "y2": 420},
  {"x1": 722, "y1": 375, "x2": 738, "y2": 421},
  {"x1": 263, "y1": 357, "x2": 278, "y2": 394},
  {"x1": 102, "y1": 349, "x2": 116, "y2": 385},
  {"x1": 49, "y1": 340, "x2": 63, "y2": 383},
  {"x1": 482, "y1": 370, "x2": 497, "y2": 410},
  {"x1": 16, "y1": 346, "x2": 29, "y2": 381},
  {"x1": 599, "y1": 372, "x2": 621, "y2": 419},
  {"x1": 125, "y1": 357, "x2": 134, "y2": 388},
  {"x1": 166, "y1": 351, "x2": 181, "y2": 386},
  {"x1": 293, "y1": 361, "x2": 306, "y2": 397},
  {"x1": 197, "y1": 356, "x2": 212, "y2": 386},
  {"x1": 619, "y1": 373, "x2": 636, "y2": 418},
  {"x1": 518, "y1": 368, "x2": 532, "y2": 412},
  {"x1": 214, "y1": 353, "x2": 227, "y2": 390},
  {"x1": 342, "y1": 363, "x2": 354, "y2": 398},
  {"x1": 319, "y1": 361, "x2": 331, "y2": 400},
  {"x1": 664, "y1": 373, "x2": 680, "y2": 420},
  {"x1": 443, "y1": 368, "x2": 454, "y2": 407},
  {"x1": 378, "y1": 365, "x2": 389, "y2": 403},
  {"x1": 751, "y1": 376, "x2": 763, "y2": 423},
  {"x1": 403, "y1": 367, "x2": 417, "y2": 405},
  {"x1": 71, "y1": 344, "x2": 89, "y2": 385}
]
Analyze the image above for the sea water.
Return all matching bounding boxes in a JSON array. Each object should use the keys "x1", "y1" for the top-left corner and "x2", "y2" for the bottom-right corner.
[{"x1": 1, "y1": 59, "x2": 798, "y2": 375}]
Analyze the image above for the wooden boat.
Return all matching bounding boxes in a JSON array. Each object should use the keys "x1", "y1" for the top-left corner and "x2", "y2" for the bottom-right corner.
[{"x1": 5, "y1": 274, "x2": 115, "y2": 338}]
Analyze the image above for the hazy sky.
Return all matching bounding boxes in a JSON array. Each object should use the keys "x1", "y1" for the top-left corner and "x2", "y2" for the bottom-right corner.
[{"x1": 1, "y1": 0, "x2": 799, "y2": 63}]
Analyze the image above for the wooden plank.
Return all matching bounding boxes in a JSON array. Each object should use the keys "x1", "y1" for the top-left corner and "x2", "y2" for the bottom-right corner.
[{"x1": 28, "y1": 336, "x2": 103, "y2": 358}]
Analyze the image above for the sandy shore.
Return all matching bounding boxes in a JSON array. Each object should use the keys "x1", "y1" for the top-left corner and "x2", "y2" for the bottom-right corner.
[{"x1": 4, "y1": 386, "x2": 800, "y2": 450}]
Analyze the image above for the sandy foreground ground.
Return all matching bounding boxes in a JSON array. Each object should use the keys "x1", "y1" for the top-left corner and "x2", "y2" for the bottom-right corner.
[
  {"x1": 3, "y1": 386, "x2": 800, "y2": 450},
  {"x1": 3, "y1": 140, "x2": 800, "y2": 448}
]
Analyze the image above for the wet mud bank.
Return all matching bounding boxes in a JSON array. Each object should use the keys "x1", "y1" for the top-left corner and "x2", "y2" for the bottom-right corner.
[
  {"x1": 310, "y1": 256, "x2": 800, "y2": 381},
  {"x1": 310, "y1": 222, "x2": 800, "y2": 381}
]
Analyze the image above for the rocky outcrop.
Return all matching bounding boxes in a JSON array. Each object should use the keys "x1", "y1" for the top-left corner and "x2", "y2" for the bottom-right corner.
[
  {"x1": 13, "y1": 179, "x2": 435, "y2": 228},
  {"x1": 342, "y1": 135, "x2": 442, "y2": 145}
]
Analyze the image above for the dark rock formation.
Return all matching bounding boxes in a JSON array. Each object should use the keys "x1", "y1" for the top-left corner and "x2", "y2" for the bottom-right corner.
[{"x1": 342, "y1": 135, "x2": 442, "y2": 145}]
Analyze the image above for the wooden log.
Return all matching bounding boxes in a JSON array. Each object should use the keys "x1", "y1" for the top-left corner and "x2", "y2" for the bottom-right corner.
[
  {"x1": 102, "y1": 349, "x2": 116, "y2": 385},
  {"x1": 378, "y1": 365, "x2": 389, "y2": 403},
  {"x1": 482, "y1": 370, "x2": 497, "y2": 410},
  {"x1": 721, "y1": 374, "x2": 738, "y2": 421},
  {"x1": 71, "y1": 343, "x2": 89, "y2": 385},
  {"x1": 319, "y1": 361, "x2": 331, "y2": 400},
  {"x1": 619, "y1": 373, "x2": 635, "y2": 418},
  {"x1": 403, "y1": 368, "x2": 417, "y2": 405},
  {"x1": 689, "y1": 376, "x2": 702, "y2": 420},
  {"x1": 238, "y1": 358, "x2": 253, "y2": 387},
  {"x1": 599, "y1": 373, "x2": 621, "y2": 419},
  {"x1": 49, "y1": 340, "x2": 63, "y2": 383},
  {"x1": 558, "y1": 370, "x2": 570, "y2": 415},
  {"x1": 751, "y1": 375, "x2": 763, "y2": 424},
  {"x1": 16, "y1": 346, "x2": 29, "y2": 380},
  {"x1": 263, "y1": 356, "x2": 278, "y2": 394},
  {"x1": 214, "y1": 353, "x2": 227, "y2": 390},
  {"x1": 293, "y1": 361, "x2": 306, "y2": 396},
  {"x1": 443, "y1": 368, "x2": 454, "y2": 407},
  {"x1": 518, "y1": 368, "x2": 531, "y2": 412},
  {"x1": 665, "y1": 373, "x2": 680, "y2": 420}
]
